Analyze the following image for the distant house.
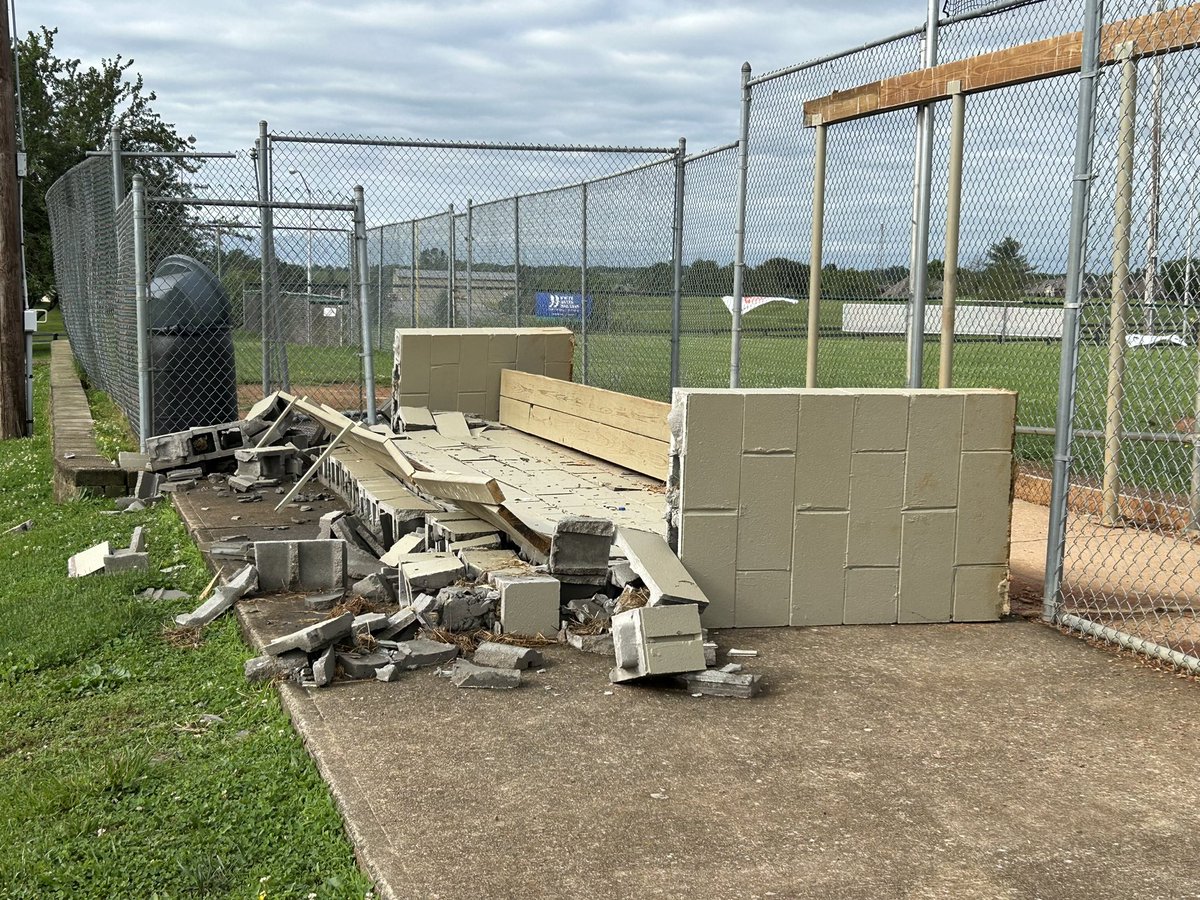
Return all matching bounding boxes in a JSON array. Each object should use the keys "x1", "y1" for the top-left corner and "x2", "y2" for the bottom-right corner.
[
  {"x1": 1033, "y1": 277, "x2": 1067, "y2": 298},
  {"x1": 880, "y1": 275, "x2": 944, "y2": 300}
]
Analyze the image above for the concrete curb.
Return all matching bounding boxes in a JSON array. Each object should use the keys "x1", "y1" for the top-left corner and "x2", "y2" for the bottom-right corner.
[{"x1": 48, "y1": 342, "x2": 128, "y2": 501}]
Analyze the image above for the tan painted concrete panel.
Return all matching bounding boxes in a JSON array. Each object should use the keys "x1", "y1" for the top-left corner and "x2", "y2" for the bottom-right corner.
[
  {"x1": 680, "y1": 511, "x2": 738, "y2": 628},
  {"x1": 516, "y1": 332, "x2": 547, "y2": 372},
  {"x1": 852, "y1": 392, "x2": 910, "y2": 451},
  {"x1": 905, "y1": 393, "x2": 964, "y2": 509},
  {"x1": 898, "y1": 510, "x2": 957, "y2": 623},
  {"x1": 489, "y1": 333, "x2": 518, "y2": 364},
  {"x1": 743, "y1": 393, "x2": 800, "y2": 453},
  {"x1": 791, "y1": 510, "x2": 849, "y2": 626},
  {"x1": 431, "y1": 333, "x2": 461, "y2": 366},
  {"x1": 796, "y1": 392, "x2": 854, "y2": 510},
  {"x1": 956, "y1": 451, "x2": 1014, "y2": 565},
  {"x1": 844, "y1": 567, "x2": 899, "y2": 624},
  {"x1": 428, "y1": 364, "x2": 460, "y2": 412},
  {"x1": 398, "y1": 334, "x2": 431, "y2": 393},
  {"x1": 457, "y1": 333, "x2": 490, "y2": 392},
  {"x1": 953, "y1": 564, "x2": 1008, "y2": 621},
  {"x1": 961, "y1": 390, "x2": 1017, "y2": 451},
  {"x1": 735, "y1": 569, "x2": 791, "y2": 627},
  {"x1": 736, "y1": 454, "x2": 797, "y2": 571},
  {"x1": 847, "y1": 451, "x2": 905, "y2": 566},
  {"x1": 680, "y1": 393, "x2": 744, "y2": 511}
]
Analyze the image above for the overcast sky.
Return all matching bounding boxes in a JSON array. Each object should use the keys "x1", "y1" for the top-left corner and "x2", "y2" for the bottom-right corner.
[{"x1": 18, "y1": 0, "x2": 922, "y2": 154}]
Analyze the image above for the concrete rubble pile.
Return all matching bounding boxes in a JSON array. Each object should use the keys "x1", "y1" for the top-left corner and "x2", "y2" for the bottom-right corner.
[{"x1": 130, "y1": 390, "x2": 763, "y2": 699}]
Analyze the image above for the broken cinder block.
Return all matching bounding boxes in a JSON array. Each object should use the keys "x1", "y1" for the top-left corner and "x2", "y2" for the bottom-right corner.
[
  {"x1": 495, "y1": 574, "x2": 560, "y2": 637},
  {"x1": 174, "y1": 564, "x2": 259, "y2": 628},
  {"x1": 473, "y1": 641, "x2": 545, "y2": 670},
  {"x1": 674, "y1": 668, "x2": 763, "y2": 699},
  {"x1": 68, "y1": 541, "x2": 112, "y2": 578},
  {"x1": 449, "y1": 659, "x2": 521, "y2": 689},
  {"x1": 262, "y1": 611, "x2": 354, "y2": 656},
  {"x1": 609, "y1": 603, "x2": 706, "y2": 684},
  {"x1": 549, "y1": 516, "x2": 615, "y2": 577},
  {"x1": 614, "y1": 527, "x2": 709, "y2": 609},
  {"x1": 254, "y1": 539, "x2": 348, "y2": 593}
]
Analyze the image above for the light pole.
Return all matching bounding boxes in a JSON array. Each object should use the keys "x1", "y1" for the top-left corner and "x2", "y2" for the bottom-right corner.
[{"x1": 288, "y1": 168, "x2": 313, "y2": 294}]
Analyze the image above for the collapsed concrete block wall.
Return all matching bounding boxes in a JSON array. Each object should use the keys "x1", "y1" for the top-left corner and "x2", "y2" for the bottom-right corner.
[
  {"x1": 392, "y1": 327, "x2": 575, "y2": 421},
  {"x1": 670, "y1": 388, "x2": 1016, "y2": 629}
]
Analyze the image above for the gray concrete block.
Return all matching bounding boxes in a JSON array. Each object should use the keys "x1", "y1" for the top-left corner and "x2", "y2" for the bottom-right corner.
[
  {"x1": 401, "y1": 555, "x2": 467, "y2": 594},
  {"x1": 352, "y1": 572, "x2": 398, "y2": 604},
  {"x1": 610, "y1": 604, "x2": 706, "y2": 683},
  {"x1": 953, "y1": 564, "x2": 1009, "y2": 622},
  {"x1": 796, "y1": 393, "x2": 854, "y2": 511},
  {"x1": 734, "y1": 570, "x2": 790, "y2": 628},
  {"x1": 134, "y1": 470, "x2": 161, "y2": 500},
  {"x1": 549, "y1": 516, "x2": 615, "y2": 576},
  {"x1": 679, "y1": 511, "x2": 737, "y2": 629},
  {"x1": 381, "y1": 532, "x2": 425, "y2": 566},
  {"x1": 743, "y1": 392, "x2": 800, "y2": 453},
  {"x1": 676, "y1": 668, "x2": 763, "y2": 699},
  {"x1": 312, "y1": 645, "x2": 336, "y2": 687},
  {"x1": 175, "y1": 564, "x2": 258, "y2": 627},
  {"x1": 679, "y1": 392, "x2": 743, "y2": 511},
  {"x1": 473, "y1": 641, "x2": 545, "y2": 670},
  {"x1": 352, "y1": 612, "x2": 390, "y2": 639},
  {"x1": 962, "y1": 391, "x2": 1017, "y2": 451},
  {"x1": 496, "y1": 574, "x2": 560, "y2": 636},
  {"x1": 390, "y1": 638, "x2": 459, "y2": 668},
  {"x1": 102, "y1": 550, "x2": 149, "y2": 574},
  {"x1": 790, "y1": 510, "x2": 848, "y2": 626},
  {"x1": 904, "y1": 393, "x2": 964, "y2": 510},
  {"x1": 847, "y1": 452, "x2": 905, "y2": 567},
  {"x1": 244, "y1": 649, "x2": 307, "y2": 683},
  {"x1": 852, "y1": 392, "x2": 909, "y2": 451},
  {"x1": 736, "y1": 454, "x2": 796, "y2": 571},
  {"x1": 460, "y1": 548, "x2": 526, "y2": 581},
  {"x1": 898, "y1": 510, "x2": 956, "y2": 624},
  {"x1": 263, "y1": 611, "x2": 354, "y2": 655},
  {"x1": 337, "y1": 650, "x2": 392, "y2": 679},
  {"x1": 566, "y1": 631, "x2": 615, "y2": 655},
  {"x1": 615, "y1": 527, "x2": 709, "y2": 609},
  {"x1": 68, "y1": 541, "x2": 111, "y2": 577},
  {"x1": 450, "y1": 659, "x2": 521, "y2": 689},
  {"x1": 376, "y1": 607, "x2": 419, "y2": 641},
  {"x1": 609, "y1": 559, "x2": 639, "y2": 589},
  {"x1": 844, "y1": 568, "x2": 899, "y2": 625},
  {"x1": 128, "y1": 525, "x2": 147, "y2": 554},
  {"x1": 254, "y1": 539, "x2": 348, "y2": 593},
  {"x1": 304, "y1": 590, "x2": 344, "y2": 612},
  {"x1": 956, "y1": 451, "x2": 1014, "y2": 566},
  {"x1": 317, "y1": 510, "x2": 345, "y2": 540},
  {"x1": 375, "y1": 663, "x2": 402, "y2": 682}
]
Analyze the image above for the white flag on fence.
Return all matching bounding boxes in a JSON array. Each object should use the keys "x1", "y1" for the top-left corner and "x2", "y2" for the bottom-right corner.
[{"x1": 721, "y1": 295, "x2": 800, "y2": 316}]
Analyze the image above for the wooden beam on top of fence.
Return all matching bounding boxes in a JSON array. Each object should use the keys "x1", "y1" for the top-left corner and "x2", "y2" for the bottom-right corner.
[{"x1": 802, "y1": 3, "x2": 1200, "y2": 126}]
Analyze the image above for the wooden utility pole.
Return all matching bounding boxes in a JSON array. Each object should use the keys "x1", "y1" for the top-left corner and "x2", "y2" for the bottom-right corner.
[{"x1": 0, "y1": 0, "x2": 25, "y2": 438}]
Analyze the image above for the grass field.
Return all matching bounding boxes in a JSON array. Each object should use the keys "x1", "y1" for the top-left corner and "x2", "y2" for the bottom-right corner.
[{"x1": 0, "y1": 365, "x2": 370, "y2": 898}]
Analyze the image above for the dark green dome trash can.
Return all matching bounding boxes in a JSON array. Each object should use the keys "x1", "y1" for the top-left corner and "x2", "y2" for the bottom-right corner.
[{"x1": 148, "y1": 255, "x2": 238, "y2": 436}]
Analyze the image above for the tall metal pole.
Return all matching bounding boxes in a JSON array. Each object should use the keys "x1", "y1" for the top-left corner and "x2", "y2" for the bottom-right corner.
[
  {"x1": 514, "y1": 195, "x2": 522, "y2": 327},
  {"x1": 940, "y1": 84, "x2": 966, "y2": 389},
  {"x1": 907, "y1": 0, "x2": 939, "y2": 388},
  {"x1": 466, "y1": 199, "x2": 474, "y2": 326},
  {"x1": 447, "y1": 204, "x2": 456, "y2": 328},
  {"x1": 410, "y1": 220, "x2": 417, "y2": 327},
  {"x1": 670, "y1": 137, "x2": 686, "y2": 392},
  {"x1": 1043, "y1": 0, "x2": 1105, "y2": 623},
  {"x1": 1186, "y1": 182, "x2": 1200, "y2": 532},
  {"x1": 377, "y1": 226, "x2": 384, "y2": 350},
  {"x1": 256, "y1": 125, "x2": 271, "y2": 395},
  {"x1": 354, "y1": 186, "x2": 377, "y2": 424},
  {"x1": 581, "y1": 182, "x2": 589, "y2": 385},
  {"x1": 730, "y1": 62, "x2": 752, "y2": 388},
  {"x1": 805, "y1": 122, "x2": 828, "y2": 388},
  {"x1": 110, "y1": 126, "x2": 125, "y2": 210},
  {"x1": 1143, "y1": 22, "x2": 1164, "y2": 335},
  {"x1": 131, "y1": 174, "x2": 152, "y2": 448},
  {"x1": 1101, "y1": 43, "x2": 1136, "y2": 528}
]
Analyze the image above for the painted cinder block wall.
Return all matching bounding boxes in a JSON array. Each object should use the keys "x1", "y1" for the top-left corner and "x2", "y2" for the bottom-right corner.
[
  {"x1": 669, "y1": 388, "x2": 1017, "y2": 628},
  {"x1": 392, "y1": 327, "x2": 574, "y2": 421}
]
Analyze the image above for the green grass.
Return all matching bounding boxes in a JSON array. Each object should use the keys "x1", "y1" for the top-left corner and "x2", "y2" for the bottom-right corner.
[{"x1": 0, "y1": 365, "x2": 371, "y2": 899}]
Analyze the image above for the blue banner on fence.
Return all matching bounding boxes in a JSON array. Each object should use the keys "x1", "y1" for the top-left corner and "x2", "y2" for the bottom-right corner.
[{"x1": 535, "y1": 291, "x2": 593, "y2": 318}]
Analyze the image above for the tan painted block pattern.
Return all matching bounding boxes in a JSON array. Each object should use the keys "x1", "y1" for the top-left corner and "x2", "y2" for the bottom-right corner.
[
  {"x1": 431, "y1": 333, "x2": 461, "y2": 365},
  {"x1": 844, "y1": 567, "x2": 899, "y2": 624},
  {"x1": 852, "y1": 392, "x2": 909, "y2": 451},
  {"x1": 428, "y1": 364, "x2": 460, "y2": 412},
  {"x1": 735, "y1": 570, "x2": 791, "y2": 627},
  {"x1": 953, "y1": 564, "x2": 1008, "y2": 621},
  {"x1": 680, "y1": 511, "x2": 738, "y2": 628},
  {"x1": 743, "y1": 392, "x2": 799, "y2": 453},
  {"x1": 905, "y1": 393, "x2": 964, "y2": 509},
  {"x1": 956, "y1": 451, "x2": 1013, "y2": 565},
  {"x1": 962, "y1": 390, "x2": 1017, "y2": 451},
  {"x1": 736, "y1": 454, "x2": 796, "y2": 571},
  {"x1": 680, "y1": 393, "x2": 744, "y2": 511},
  {"x1": 898, "y1": 510, "x2": 957, "y2": 623},
  {"x1": 791, "y1": 510, "x2": 848, "y2": 625},
  {"x1": 847, "y1": 451, "x2": 905, "y2": 566},
  {"x1": 489, "y1": 333, "x2": 518, "y2": 364},
  {"x1": 796, "y1": 392, "x2": 854, "y2": 510}
]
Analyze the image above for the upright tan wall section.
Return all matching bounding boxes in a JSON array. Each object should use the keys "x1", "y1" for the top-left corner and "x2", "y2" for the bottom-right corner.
[
  {"x1": 672, "y1": 388, "x2": 1016, "y2": 628},
  {"x1": 392, "y1": 327, "x2": 574, "y2": 421}
]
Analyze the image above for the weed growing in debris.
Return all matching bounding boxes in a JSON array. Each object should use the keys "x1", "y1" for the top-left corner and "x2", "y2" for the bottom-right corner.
[{"x1": 0, "y1": 366, "x2": 371, "y2": 898}]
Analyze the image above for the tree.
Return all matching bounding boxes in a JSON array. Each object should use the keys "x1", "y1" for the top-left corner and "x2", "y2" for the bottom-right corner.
[
  {"x1": 976, "y1": 237, "x2": 1031, "y2": 304},
  {"x1": 682, "y1": 259, "x2": 725, "y2": 295},
  {"x1": 748, "y1": 256, "x2": 809, "y2": 298},
  {"x1": 19, "y1": 27, "x2": 188, "y2": 299}
]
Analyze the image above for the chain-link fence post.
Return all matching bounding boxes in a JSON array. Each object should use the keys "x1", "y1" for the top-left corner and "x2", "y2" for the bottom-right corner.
[
  {"x1": 580, "y1": 182, "x2": 589, "y2": 384},
  {"x1": 806, "y1": 121, "x2": 827, "y2": 388},
  {"x1": 939, "y1": 85, "x2": 966, "y2": 389},
  {"x1": 110, "y1": 127, "x2": 125, "y2": 211},
  {"x1": 730, "y1": 62, "x2": 752, "y2": 388},
  {"x1": 377, "y1": 226, "x2": 384, "y2": 350},
  {"x1": 447, "y1": 204, "x2": 456, "y2": 327},
  {"x1": 907, "y1": 0, "x2": 939, "y2": 389},
  {"x1": 466, "y1": 199, "x2": 474, "y2": 326},
  {"x1": 1043, "y1": 0, "x2": 1104, "y2": 624},
  {"x1": 670, "y1": 137, "x2": 685, "y2": 392},
  {"x1": 130, "y1": 174, "x2": 151, "y2": 450},
  {"x1": 410, "y1": 220, "x2": 417, "y2": 327},
  {"x1": 514, "y1": 195, "x2": 521, "y2": 327},
  {"x1": 354, "y1": 185, "x2": 378, "y2": 423}
]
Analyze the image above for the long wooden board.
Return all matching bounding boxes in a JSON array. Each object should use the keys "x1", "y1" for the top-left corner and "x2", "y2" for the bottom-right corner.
[
  {"x1": 500, "y1": 369, "x2": 671, "y2": 443},
  {"x1": 803, "y1": 5, "x2": 1200, "y2": 125},
  {"x1": 499, "y1": 395, "x2": 669, "y2": 481}
]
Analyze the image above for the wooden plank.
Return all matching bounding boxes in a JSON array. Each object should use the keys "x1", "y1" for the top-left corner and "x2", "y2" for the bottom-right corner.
[
  {"x1": 412, "y1": 470, "x2": 506, "y2": 505},
  {"x1": 804, "y1": 5, "x2": 1200, "y2": 125},
  {"x1": 499, "y1": 395, "x2": 668, "y2": 481},
  {"x1": 500, "y1": 369, "x2": 671, "y2": 443}
]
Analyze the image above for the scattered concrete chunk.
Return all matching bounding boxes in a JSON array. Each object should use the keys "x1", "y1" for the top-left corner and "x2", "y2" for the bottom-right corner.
[
  {"x1": 609, "y1": 559, "x2": 639, "y2": 589},
  {"x1": 549, "y1": 516, "x2": 615, "y2": 577},
  {"x1": 397, "y1": 406, "x2": 437, "y2": 432},
  {"x1": 610, "y1": 604, "x2": 706, "y2": 684},
  {"x1": 433, "y1": 411, "x2": 472, "y2": 439},
  {"x1": 254, "y1": 539, "x2": 347, "y2": 593},
  {"x1": 614, "y1": 527, "x2": 709, "y2": 610},
  {"x1": 138, "y1": 588, "x2": 191, "y2": 602},
  {"x1": 675, "y1": 668, "x2": 763, "y2": 699},
  {"x1": 312, "y1": 645, "x2": 336, "y2": 687},
  {"x1": 727, "y1": 649, "x2": 758, "y2": 658},
  {"x1": 245, "y1": 649, "x2": 307, "y2": 683},
  {"x1": 390, "y1": 638, "x2": 458, "y2": 668},
  {"x1": 304, "y1": 590, "x2": 344, "y2": 612},
  {"x1": 262, "y1": 611, "x2": 354, "y2": 656},
  {"x1": 317, "y1": 510, "x2": 345, "y2": 540},
  {"x1": 401, "y1": 555, "x2": 467, "y2": 595},
  {"x1": 449, "y1": 659, "x2": 521, "y2": 689},
  {"x1": 352, "y1": 572, "x2": 397, "y2": 604},
  {"x1": 167, "y1": 466, "x2": 203, "y2": 482},
  {"x1": 158, "y1": 479, "x2": 196, "y2": 493},
  {"x1": 461, "y1": 549, "x2": 526, "y2": 581},
  {"x1": 567, "y1": 630, "x2": 615, "y2": 655},
  {"x1": 375, "y1": 663, "x2": 402, "y2": 682},
  {"x1": 351, "y1": 612, "x2": 390, "y2": 638},
  {"x1": 495, "y1": 574, "x2": 560, "y2": 637},
  {"x1": 380, "y1": 532, "x2": 425, "y2": 566},
  {"x1": 174, "y1": 564, "x2": 258, "y2": 627},
  {"x1": 703, "y1": 641, "x2": 718, "y2": 667},
  {"x1": 446, "y1": 533, "x2": 502, "y2": 553},
  {"x1": 102, "y1": 550, "x2": 149, "y2": 574},
  {"x1": 375, "y1": 607, "x2": 419, "y2": 641},
  {"x1": 68, "y1": 541, "x2": 112, "y2": 577},
  {"x1": 473, "y1": 641, "x2": 544, "y2": 670},
  {"x1": 128, "y1": 526, "x2": 147, "y2": 554},
  {"x1": 337, "y1": 650, "x2": 392, "y2": 679},
  {"x1": 133, "y1": 470, "x2": 161, "y2": 500}
]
